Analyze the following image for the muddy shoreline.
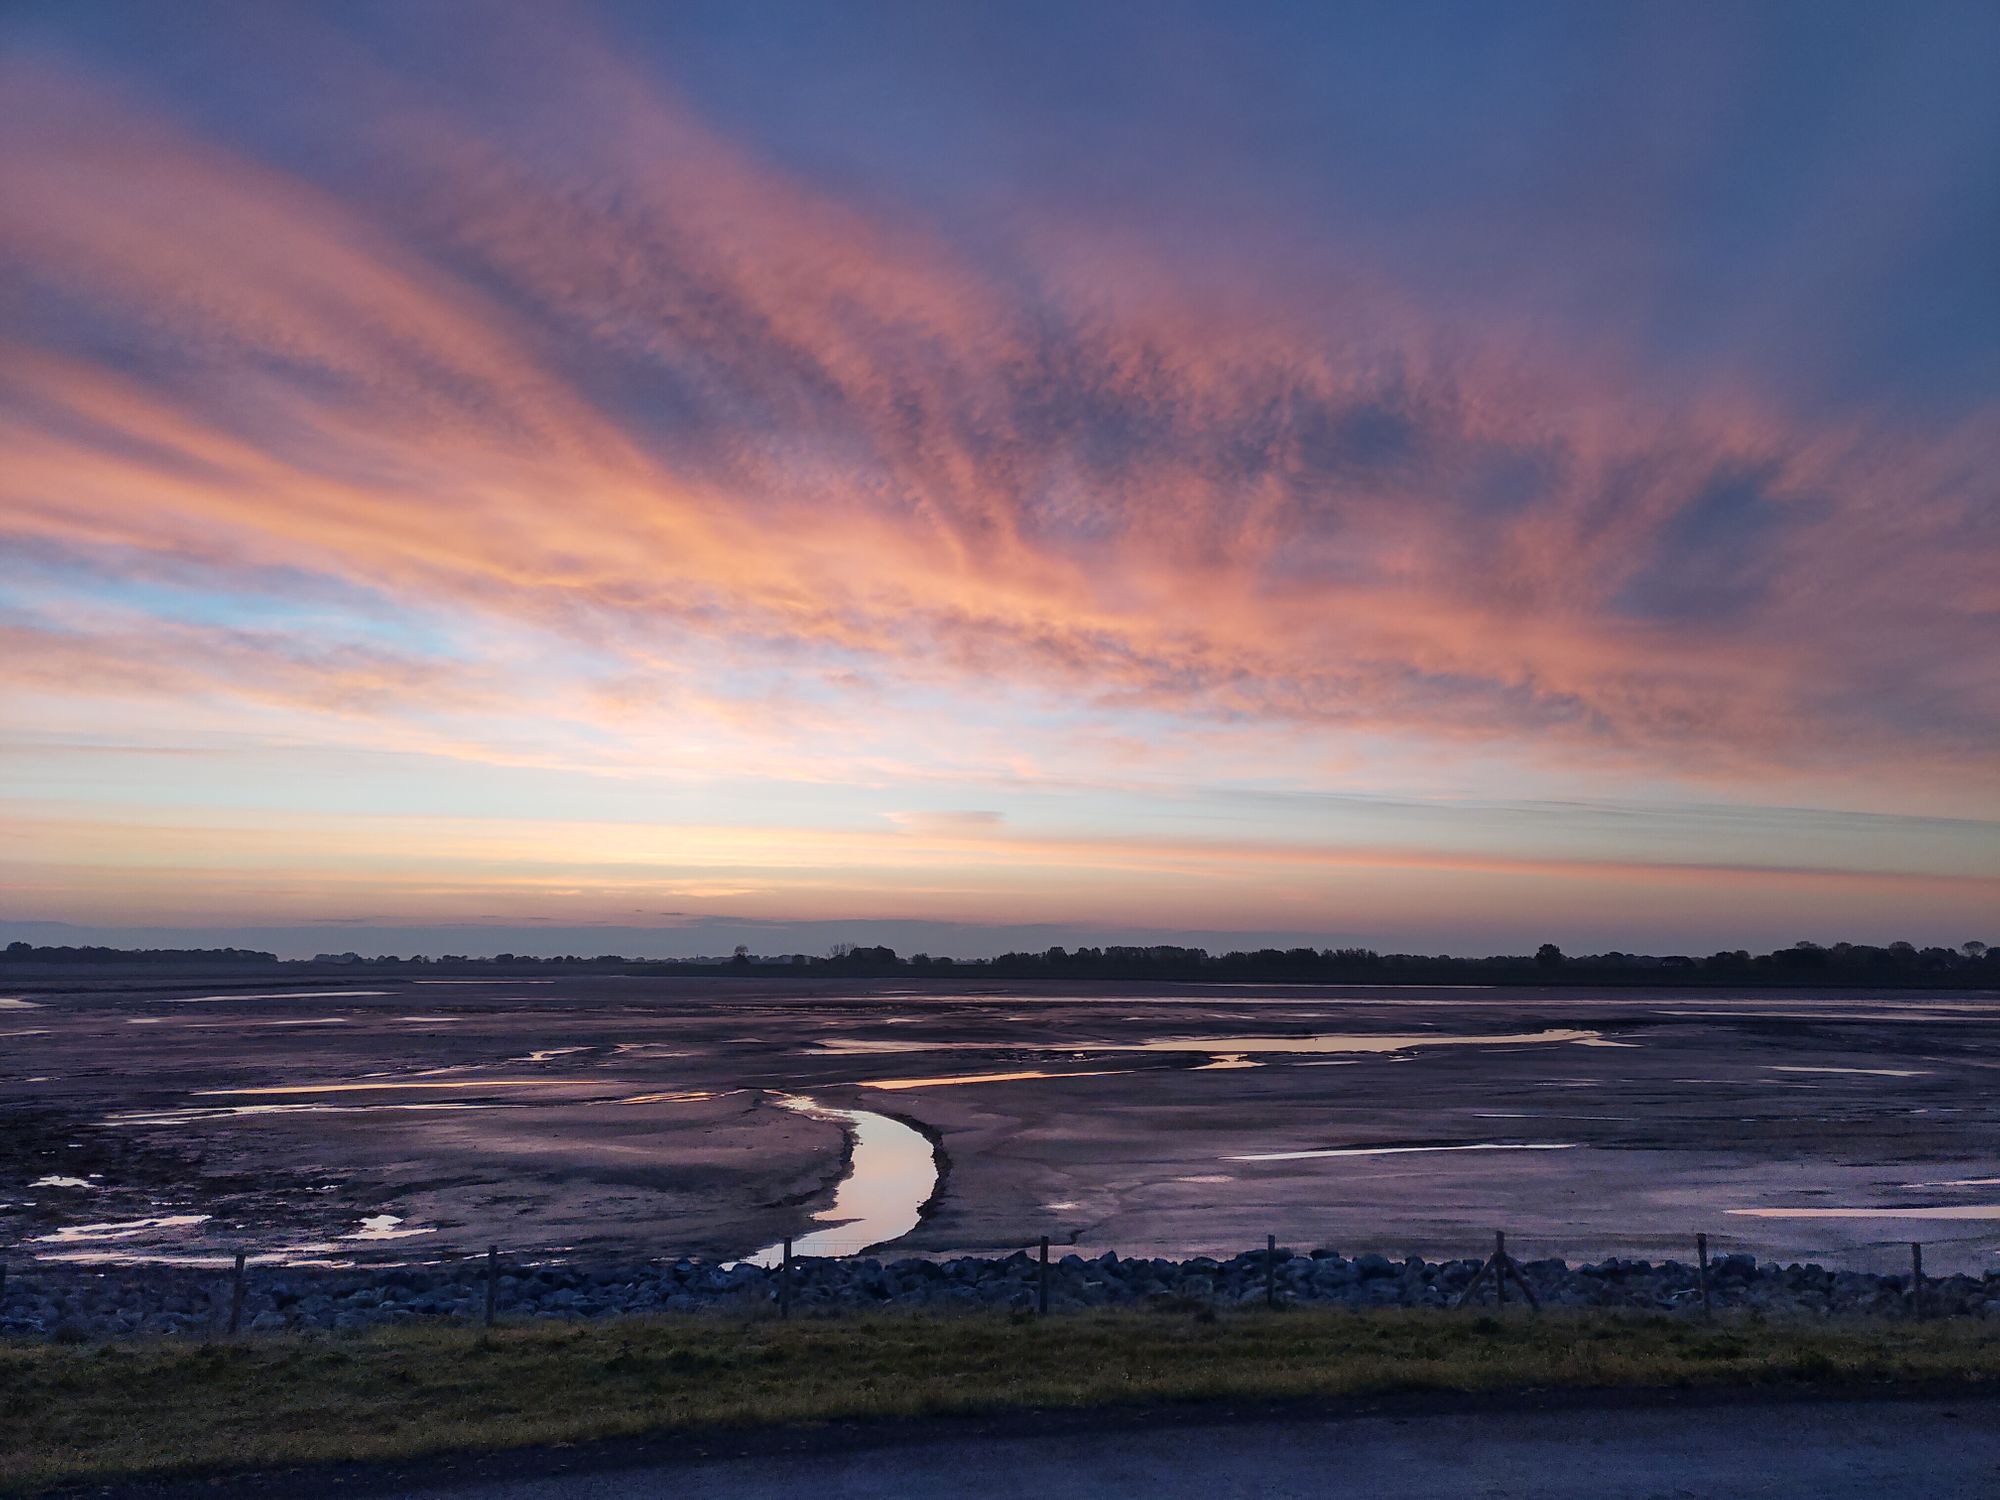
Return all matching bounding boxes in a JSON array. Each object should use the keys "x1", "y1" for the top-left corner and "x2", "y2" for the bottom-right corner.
[{"x1": 5, "y1": 976, "x2": 1999, "y2": 1275}]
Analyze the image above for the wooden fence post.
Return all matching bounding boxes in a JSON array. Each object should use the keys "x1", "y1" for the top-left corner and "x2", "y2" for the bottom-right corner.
[
  {"x1": 1501, "y1": 1232, "x2": 1541, "y2": 1311},
  {"x1": 484, "y1": 1245, "x2": 498, "y2": 1329},
  {"x1": 227, "y1": 1250, "x2": 246, "y2": 1337},
  {"x1": 781, "y1": 1237, "x2": 793, "y2": 1320},
  {"x1": 1911, "y1": 1242, "x2": 1925, "y2": 1320},
  {"x1": 1494, "y1": 1231, "x2": 1508, "y2": 1306},
  {"x1": 1266, "y1": 1234, "x2": 1277, "y2": 1308},
  {"x1": 1696, "y1": 1233, "x2": 1711, "y2": 1318},
  {"x1": 1452, "y1": 1239, "x2": 1498, "y2": 1309},
  {"x1": 1038, "y1": 1236, "x2": 1050, "y2": 1316}
]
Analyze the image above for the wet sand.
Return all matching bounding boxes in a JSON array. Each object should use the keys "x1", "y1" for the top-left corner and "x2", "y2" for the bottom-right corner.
[{"x1": 3, "y1": 976, "x2": 1997, "y2": 1272}]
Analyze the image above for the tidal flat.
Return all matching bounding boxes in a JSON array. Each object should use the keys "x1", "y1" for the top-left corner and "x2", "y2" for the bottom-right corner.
[{"x1": 3, "y1": 976, "x2": 1998, "y2": 1273}]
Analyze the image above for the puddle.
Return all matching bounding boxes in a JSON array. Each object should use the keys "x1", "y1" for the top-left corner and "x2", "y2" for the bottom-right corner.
[
  {"x1": 817, "y1": 1027, "x2": 1620, "y2": 1064},
  {"x1": 31, "y1": 1175, "x2": 102, "y2": 1189},
  {"x1": 517, "y1": 1047, "x2": 590, "y2": 1063},
  {"x1": 1199, "y1": 983, "x2": 1500, "y2": 991},
  {"x1": 127, "y1": 1017, "x2": 351, "y2": 1030},
  {"x1": 609, "y1": 1090, "x2": 723, "y2": 1104},
  {"x1": 166, "y1": 991, "x2": 389, "y2": 1003},
  {"x1": 108, "y1": 1102, "x2": 510, "y2": 1125},
  {"x1": 745, "y1": 1096, "x2": 937, "y2": 1265},
  {"x1": 31, "y1": 1211, "x2": 427, "y2": 1263},
  {"x1": 34, "y1": 1214, "x2": 211, "y2": 1243},
  {"x1": 0, "y1": 998, "x2": 43, "y2": 1009},
  {"x1": 1109, "y1": 1029, "x2": 1614, "y2": 1060},
  {"x1": 1905, "y1": 1177, "x2": 2000, "y2": 1189},
  {"x1": 1231, "y1": 1142, "x2": 1580, "y2": 1163},
  {"x1": 1196, "y1": 1054, "x2": 1257, "y2": 1071},
  {"x1": 1044, "y1": 1200, "x2": 1081, "y2": 1210},
  {"x1": 193, "y1": 1079, "x2": 617, "y2": 1097},
  {"x1": 1770, "y1": 1065, "x2": 1929, "y2": 1079},
  {"x1": 347, "y1": 1214, "x2": 433, "y2": 1242},
  {"x1": 1728, "y1": 1206, "x2": 2000, "y2": 1220},
  {"x1": 35, "y1": 1249, "x2": 357, "y2": 1267},
  {"x1": 1666, "y1": 1007, "x2": 1996, "y2": 1023},
  {"x1": 0, "y1": 1028, "x2": 51, "y2": 1037},
  {"x1": 863, "y1": 1069, "x2": 1128, "y2": 1091}
]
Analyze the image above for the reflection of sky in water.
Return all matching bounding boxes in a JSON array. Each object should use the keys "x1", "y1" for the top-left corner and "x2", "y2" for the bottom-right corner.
[
  {"x1": 1233, "y1": 1142, "x2": 1579, "y2": 1163},
  {"x1": 865, "y1": 1069, "x2": 1127, "y2": 1091},
  {"x1": 1728, "y1": 1206, "x2": 2000, "y2": 1220},
  {"x1": 820, "y1": 1027, "x2": 1623, "y2": 1064},
  {"x1": 746, "y1": 1095, "x2": 936, "y2": 1266},
  {"x1": 126, "y1": 1017, "x2": 349, "y2": 1028},
  {"x1": 348, "y1": 1214, "x2": 433, "y2": 1241},
  {"x1": 166, "y1": 991, "x2": 388, "y2": 1003},
  {"x1": 108, "y1": 1101, "x2": 508, "y2": 1125},
  {"x1": 30, "y1": 1210, "x2": 432, "y2": 1266},
  {"x1": 194, "y1": 1079, "x2": 617, "y2": 1096},
  {"x1": 38, "y1": 1244, "x2": 362, "y2": 1268},
  {"x1": 1114, "y1": 1029, "x2": 1615, "y2": 1057},
  {"x1": 35, "y1": 1214, "x2": 210, "y2": 1242}
]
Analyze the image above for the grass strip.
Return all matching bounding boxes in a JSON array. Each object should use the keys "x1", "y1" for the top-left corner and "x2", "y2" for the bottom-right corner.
[{"x1": 6, "y1": 1308, "x2": 2000, "y2": 1493}]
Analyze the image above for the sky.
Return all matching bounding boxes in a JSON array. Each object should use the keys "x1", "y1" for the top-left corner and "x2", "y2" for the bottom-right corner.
[{"x1": 2, "y1": 0, "x2": 1997, "y2": 959}]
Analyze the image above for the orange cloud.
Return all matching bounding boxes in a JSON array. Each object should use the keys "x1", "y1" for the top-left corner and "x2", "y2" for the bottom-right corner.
[{"x1": 1, "y1": 20, "x2": 1995, "y2": 813}]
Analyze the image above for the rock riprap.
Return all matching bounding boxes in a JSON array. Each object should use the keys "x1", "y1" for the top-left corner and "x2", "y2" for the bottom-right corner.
[{"x1": 4, "y1": 1249, "x2": 1996, "y2": 1339}]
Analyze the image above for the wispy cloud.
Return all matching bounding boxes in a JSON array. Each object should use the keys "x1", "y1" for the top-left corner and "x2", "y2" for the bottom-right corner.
[
  {"x1": 1, "y1": 3, "x2": 1994, "y2": 945},
  {"x1": 4, "y1": 28, "x2": 1994, "y2": 781}
]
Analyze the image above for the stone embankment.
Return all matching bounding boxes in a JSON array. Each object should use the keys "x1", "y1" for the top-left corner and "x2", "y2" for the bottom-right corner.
[{"x1": 5, "y1": 1249, "x2": 1995, "y2": 1339}]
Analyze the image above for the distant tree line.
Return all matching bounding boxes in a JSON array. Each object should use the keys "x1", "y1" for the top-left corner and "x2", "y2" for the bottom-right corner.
[
  {"x1": 639, "y1": 937, "x2": 2000, "y2": 987},
  {"x1": 2, "y1": 941, "x2": 280, "y2": 965},
  {"x1": 4, "y1": 937, "x2": 1995, "y2": 987}
]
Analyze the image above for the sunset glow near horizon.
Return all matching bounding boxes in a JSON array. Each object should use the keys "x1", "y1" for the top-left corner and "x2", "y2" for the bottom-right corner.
[{"x1": 3, "y1": 1, "x2": 1997, "y2": 959}]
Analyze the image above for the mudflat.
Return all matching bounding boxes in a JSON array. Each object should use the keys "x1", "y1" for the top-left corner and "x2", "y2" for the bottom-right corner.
[{"x1": 4, "y1": 975, "x2": 1998, "y2": 1272}]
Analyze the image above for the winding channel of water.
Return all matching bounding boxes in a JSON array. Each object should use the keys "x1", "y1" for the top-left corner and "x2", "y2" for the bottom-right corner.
[{"x1": 745, "y1": 1095, "x2": 938, "y2": 1267}]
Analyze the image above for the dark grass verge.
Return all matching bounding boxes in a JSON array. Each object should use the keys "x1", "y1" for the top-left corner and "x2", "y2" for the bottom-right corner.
[{"x1": 7, "y1": 1308, "x2": 2000, "y2": 1496}]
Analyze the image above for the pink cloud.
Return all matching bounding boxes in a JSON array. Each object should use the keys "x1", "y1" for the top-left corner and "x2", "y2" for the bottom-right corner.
[{"x1": 0, "y1": 28, "x2": 1995, "y2": 808}]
